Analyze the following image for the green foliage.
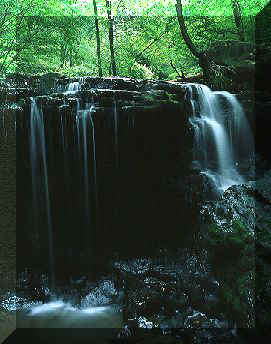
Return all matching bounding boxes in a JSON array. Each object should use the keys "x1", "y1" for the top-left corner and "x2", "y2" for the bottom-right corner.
[
  {"x1": 208, "y1": 219, "x2": 254, "y2": 249},
  {"x1": 0, "y1": 0, "x2": 264, "y2": 80},
  {"x1": 222, "y1": 270, "x2": 255, "y2": 326},
  {"x1": 205, "y1": 219, "x2": 255, "y2": 327},
  {"x1": 130, "y1": 62, "x2": 154, "y2": 79}
]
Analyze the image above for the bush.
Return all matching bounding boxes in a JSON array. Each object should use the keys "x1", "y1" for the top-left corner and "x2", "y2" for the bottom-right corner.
[{"x1": 130, "y1": 63, "x2": 154, "y2": 80}]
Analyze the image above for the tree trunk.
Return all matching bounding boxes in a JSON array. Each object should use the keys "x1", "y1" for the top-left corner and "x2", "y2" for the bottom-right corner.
[
  {"x1": 175, "y1": 0, "x2": 202, "y2": 60},
  {"x1": 106, "y1": 0, "x2": 117, "y2": 76},
  {"x1": 175, "y1": 0, "x2": 211, "y2": 80},
  {"x1": 170, "y1": 60, "x2": 186, "y2": 80},
  {"x1": 93, "y1": 0, "x2": 103, "y2": 77},
  {"x1": 60, "y1": 43, "x2": 67, "y2": 68},
  {"x1": 231, "y1": 0, "x2": 245, "y2": 41},
  {"x1": 69, "y1": 47, "x2": 73, "y2": 67}
]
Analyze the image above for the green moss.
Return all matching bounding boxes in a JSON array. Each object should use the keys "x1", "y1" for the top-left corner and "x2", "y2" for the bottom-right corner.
[
  {"x1": 207, "y1": 219, "x2": 254, "y2": 254},
  {"x1": 204, "y1": 220, "x2": 255, "y2": 327}
]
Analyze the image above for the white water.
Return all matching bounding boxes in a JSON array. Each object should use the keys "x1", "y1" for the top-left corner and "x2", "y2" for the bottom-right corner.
[
  {"x1": 17, "y1": 301, "x2": 123, "y2": 328},
  {"x1": 67, "y1": 81, "x2": 80, "y2": 92},
  {"x1": 15, "y1": 278, "x2": 122, "y2": 328},
  {"x1": 214, "y1": 91, "x2": 254, "y2": 163},
  {"x1": 188, "y1": 84, "x2": 253, "y2": 192},
  {"x1": 30, "y1": 98, "x2": 55, "y2": 288},
  {"x1": 81, "y1": 107, "x2": 92, "y2": 230},
  {"x1": 76, "y1": 101, "x2": 98, "y2": 235},
  {"x1": 89, "y1": 104, "x2": 98, "y2": 213}
]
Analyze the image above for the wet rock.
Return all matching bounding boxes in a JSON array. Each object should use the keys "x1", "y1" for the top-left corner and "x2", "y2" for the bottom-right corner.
[
  {"x1": 159, "y1": 313, "x2": 185, "y2": 332},
  {"x1": 112, "y1": 249, "x2": 224, "y2": 329},
  {"x1": 184, "y1": 311, "x2": 208, "y2": 328},
  {"x1": 0, "y1": 308, "x2": 16, "y2": 343},
  {"x1": 200, "y1": 184, "x2": 256, "y2": 235},
  {"x1": 255, "y1": 98, "x2": 271, "y2": 161},
  {"x1": 192, "y1": 328, "x2": 237, "y2": 344},
  {"x1": 198, "y1": 171, "x2": 271, "y2": 328},
  {"x1": 177, "y1": 172, "x2": 219, "y2": 210},
  {"x1": 202, "y1": 293, "x2": 220, "y2": 312},
  {"x1": 176, "y1": 292, "x2": 189, "y2": 309},
  {"x1": 117, "y1": 325, "x2": 135, "y2": 338}
]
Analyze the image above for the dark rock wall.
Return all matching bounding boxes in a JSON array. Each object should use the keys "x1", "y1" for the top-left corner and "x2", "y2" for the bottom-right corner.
[
  {"x1": 16, "y1": 82, "x2": 196, "y2": 279},
  {"x1": 0, "y1": 108, "x2": 16, "y2": 291}
]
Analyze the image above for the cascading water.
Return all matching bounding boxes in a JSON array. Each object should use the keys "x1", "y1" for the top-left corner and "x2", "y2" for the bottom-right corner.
[
  {"x1": 67, "y1": 81, "x2": 80, "y2": 92},
  {"x1": 89, "y1": 104, "x2": 98, "y2": 214},
  {"x1": 30, "y1": 98, "x2": 55, "y2": 289},
  {"x1": 76, "y1": 100, "x2": 99, "y2": 245},
  {"x1": 214, "y1": 91, "x2": 254, "y2": 164},
  {"x1": 187, "y1": 84, "x2": 254, "y2": 192},
  {"x1": 81, "y1": 107, "x2": 92, "y2": 231}
]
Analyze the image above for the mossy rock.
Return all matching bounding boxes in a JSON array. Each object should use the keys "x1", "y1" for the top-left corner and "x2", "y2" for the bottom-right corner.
[{"x1": 202, "y1": 220, "x2": 255, "y2": 327}]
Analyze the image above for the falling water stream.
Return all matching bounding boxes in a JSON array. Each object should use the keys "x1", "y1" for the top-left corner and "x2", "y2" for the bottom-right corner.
[
  {"x1": 187, "y1": 84, "x2": 254, "y2": 192},
  {"x1": 76, "y1": 100, "x2": 99, "y2": 252},
  {"x1": 23, "y1": 95, "x2": 114, "y2": 328},
  {"x1": 67, "y1": 81, "x2": 80, "y2": 92},
  {"x1": 81, "y1": 107, "x2": 91, "y2": 231},
  {"x1": 30, "y1": 98, "x2": 55, "y2": 290}
]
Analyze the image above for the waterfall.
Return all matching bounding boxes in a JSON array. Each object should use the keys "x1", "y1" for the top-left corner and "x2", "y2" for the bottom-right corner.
[
  {"x1": 213, "y1": 91, "x2": 254, "y2": 163},
  {"x1": 67, "y1": 81, "x2": 80, "y2": 92},
  {"x1": 89, "y1": 104, "x2": 99, "y2": 235},
  {"x1": 188, "y1": 84, "x2": 253, "y2": 192},
  {"x1": 76, "y1": 114, "x2": 81, "y2": 155},
  {"x1": 76, "y1": 101, "x2": 98, "y2": 242},
  {"x1": 89, "y1": 106, "x2": 98, "y2": 203},
  {"x1": 30, "y1": 98, "x2": 55, "y2": 289},
  {"x1": 81, "y1": 107, "x2": 91, "y2": 231}
]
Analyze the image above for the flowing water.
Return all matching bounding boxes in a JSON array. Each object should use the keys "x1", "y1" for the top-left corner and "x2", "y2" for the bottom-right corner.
[
  {"x1": 67, "y1": 81, "x2": 80, "y2": 92},
  {"x1": 75, "y1": 100, "x2": 99, "y2": 251},
  {"x1": 187, "y1": 84, "x2": 254, "y2": 192},
  {"x1": 17, "y1": 301, "x2": 123, "y2": 328},
  {"x1": 76, "y1": 103, "x2": 93, "y2": 238},
  {"x1": 23, "y1": 81, "x2": 255, "y2": 328},
  {"x1": 30, "y1": 98, "x2": 55, "y2": 289}
]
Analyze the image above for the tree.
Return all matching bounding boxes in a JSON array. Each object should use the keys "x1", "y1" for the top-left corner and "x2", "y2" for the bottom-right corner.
[
  {"x1": 93, "y1": 0, "x2": 103, "y2": 77},
  {"x1": 1, "y1": 0, "x2": 265, "y2": 80},
  {"x1": 175, "y1": 0, "x2": 210, "y2": 79},
  {"x1": 231, "y1": 0, "x2": 245, "y2": 41},
  {"x1": 106, "y1": 0, "x2": 117, "y2": 76},
  {"x1": 175, "y1": 0, "x2": 202, "y2": 60},
  {"x1": 128, "y1": 17, "x2": 175, "y2": 75}
]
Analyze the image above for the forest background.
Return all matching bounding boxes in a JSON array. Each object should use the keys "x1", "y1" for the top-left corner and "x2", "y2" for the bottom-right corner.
[{"x1": 0, "y1": 0, "x2": 269, "y2": 84}]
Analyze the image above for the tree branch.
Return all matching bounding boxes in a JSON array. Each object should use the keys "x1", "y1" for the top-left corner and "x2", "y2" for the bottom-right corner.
[
  {"x1": 170, "y1": 60, "x2": 186, "y2": 80},
  {"x1": 175, "y1": 0, "x2": 202, "y2": 59},
  {"x1": 129, "y1": 17, "x2": 175, "y2": 73}
]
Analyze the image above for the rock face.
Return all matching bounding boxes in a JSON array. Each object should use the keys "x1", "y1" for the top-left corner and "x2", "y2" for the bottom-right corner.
[
  {"x1": 12, "y1": 76, "x2": 201, "y2": 280},
  {"x1": 205, "y1": 40, "x2": 255, "y2": 92},
  {"x1": 0, "y1": 105, "x2": 16, "y2": 344},
  {"x1": 201, "y1": 184, "x2": 255, "y2": 234},
  {"x1": 3, "y1": 73, "x2": 270, "y2": 341},
  {"x1": 0, "y1": 106, "x2": 16, "y2": 292},
  {"x1": 199, "y1": 170, "x2": 271, "y2": 329},
  {"x1": 255, "y1": 98, "x2": 271, "y2": 161}
]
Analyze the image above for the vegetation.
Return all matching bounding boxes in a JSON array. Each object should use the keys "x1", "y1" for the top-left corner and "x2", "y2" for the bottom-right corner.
[
  {"x1": 204, "y1": 219, "x2": 255, "y2": 327},
  {"x1": 0, "y1": 0, "x2": 268, "y2": 82}
]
